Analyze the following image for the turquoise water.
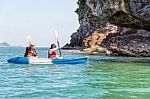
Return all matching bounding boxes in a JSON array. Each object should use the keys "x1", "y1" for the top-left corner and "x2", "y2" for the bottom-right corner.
[{"x1": 0, "y1": 47, "x2": 150, "y2": 99}]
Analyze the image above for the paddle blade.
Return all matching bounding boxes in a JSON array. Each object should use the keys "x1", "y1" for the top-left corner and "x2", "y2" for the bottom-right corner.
[
  {"x1": 54, "y1": 30, "x2": 61, "y2": 57},
  {"x1": 54, "y1": 30, "x2": 58, "y2": 40},
  {"x1": 26, "y1": 35, "x2": 35, "y2": 46}
]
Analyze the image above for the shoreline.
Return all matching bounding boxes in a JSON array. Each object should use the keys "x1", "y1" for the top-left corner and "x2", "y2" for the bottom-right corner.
[{"x1": 62, "y1": 49, "x2": 105, "y2": 55}]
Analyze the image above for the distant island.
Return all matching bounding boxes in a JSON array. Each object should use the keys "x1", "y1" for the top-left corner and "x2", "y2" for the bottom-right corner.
[{"x1": 0, "y1": 42, "x2": 11, "y2": 47}]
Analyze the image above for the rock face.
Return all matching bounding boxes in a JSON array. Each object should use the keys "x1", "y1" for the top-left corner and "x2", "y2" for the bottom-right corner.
[
  {"x1": 101, "y1": 29, "x2": 150, "y2": 56},
  {"x1": 69, "y1": 0, "x2": 150, "y2": 56}
]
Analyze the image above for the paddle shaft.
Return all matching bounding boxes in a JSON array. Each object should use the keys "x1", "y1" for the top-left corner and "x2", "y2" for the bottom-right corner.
[
  {"x1": 55, "y1": 31, "x2": 61, "y2": 57},
  {"x1": 57, "y1": 39, "x2": 61, "y2": 57}
]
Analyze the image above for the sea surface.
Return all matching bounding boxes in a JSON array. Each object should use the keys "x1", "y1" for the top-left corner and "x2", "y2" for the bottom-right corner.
[{"x1": 0, "y1": 47, "x2": 150, "y2": 99}]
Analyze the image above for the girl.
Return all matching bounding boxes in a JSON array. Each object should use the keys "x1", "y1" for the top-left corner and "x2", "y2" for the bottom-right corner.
[{"x1": 48, "y1": 44, "x2": 58, "y2": 58}]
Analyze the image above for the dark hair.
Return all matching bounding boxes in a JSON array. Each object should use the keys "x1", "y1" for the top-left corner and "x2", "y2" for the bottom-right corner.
[{"x1": 50, "y1": 44, "x2": 56, "y2": 49}]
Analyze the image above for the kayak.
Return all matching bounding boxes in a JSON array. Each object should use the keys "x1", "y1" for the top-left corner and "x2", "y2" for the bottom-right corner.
[{"x1": 7, "y1": 57, "x2": 88, "y2": 64}]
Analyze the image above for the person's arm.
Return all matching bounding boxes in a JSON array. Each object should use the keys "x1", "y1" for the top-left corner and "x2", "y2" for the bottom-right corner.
[
  {"x1": 32, "y1": 49, "x2": 38, "y2": 56},
  {"x1": 48, "y1": 50, "x2": 51, "y2": 58},
  {"x1": 49, "y1": 47, "x2": 60, "y2": 51},
  {"x1": 24, "y1": 47, "x2": 28, "y2": 57},
  {"x1": 50, "y1": 46, "x2": 63, "y2": 51}
]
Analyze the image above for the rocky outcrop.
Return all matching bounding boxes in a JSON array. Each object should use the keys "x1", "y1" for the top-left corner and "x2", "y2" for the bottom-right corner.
[
  {"x1": 101, "y1": 29, "x2": 150, "y2": 56},
  {"x1": 0, "y1": 42, "x2": 10, "y2": 47},
  {"x1": 69, "y1": 0, "x2": 150, "y2": 56},
  {"x1": 82, "y1": 23, "x2": 117, "y2": 52}
]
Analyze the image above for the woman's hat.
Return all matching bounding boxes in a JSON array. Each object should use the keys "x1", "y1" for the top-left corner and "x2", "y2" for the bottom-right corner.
[{"x1": 50, "y1": 43, "x2": 56, "y2": 49}]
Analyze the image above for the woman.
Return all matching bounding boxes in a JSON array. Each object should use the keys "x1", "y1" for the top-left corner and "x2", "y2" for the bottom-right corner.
[
  {"x1": 24, "y1": 44, "x2": 38, "y2": 57},
  {"x1": 48, "y1": 44, "x2": 58, "y2": 59}
]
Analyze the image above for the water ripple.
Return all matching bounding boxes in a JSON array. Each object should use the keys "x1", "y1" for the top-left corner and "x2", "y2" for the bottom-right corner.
[{"x1": 0, "y1": 47, "x2": 150, "y2": 99}]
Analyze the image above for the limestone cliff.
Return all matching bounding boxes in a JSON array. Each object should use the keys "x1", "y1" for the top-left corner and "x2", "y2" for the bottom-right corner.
[{"x1": 68, "y1": 0, "x2": 150, "y2": 56}]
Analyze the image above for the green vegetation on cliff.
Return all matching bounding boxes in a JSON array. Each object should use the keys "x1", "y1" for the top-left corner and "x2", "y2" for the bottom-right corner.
[
  {"x1": 75, "y1": 0, "x2": 92, "y2": 16},
  {"x1": 75, "y1": 0, "x2": 85, "y2": 14}
]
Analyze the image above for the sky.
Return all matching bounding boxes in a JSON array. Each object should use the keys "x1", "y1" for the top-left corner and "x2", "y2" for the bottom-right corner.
[{"x1": 0, "y1": 0, "x2": 79, "y2": 47}]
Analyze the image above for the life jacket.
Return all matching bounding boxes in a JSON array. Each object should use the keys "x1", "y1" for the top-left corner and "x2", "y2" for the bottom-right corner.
[
  {"x1": 48, "y1": 50, "x2": 56, "y2": 58},
  {"x1": 27, "y1": 51, "x2": 33, "y2": 57}
]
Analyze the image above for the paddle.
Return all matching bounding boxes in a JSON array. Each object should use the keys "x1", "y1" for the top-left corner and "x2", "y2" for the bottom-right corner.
[
  {"x1": 55, "y1": 30, "x2": 61, "y2": 57},
  {"x1": 26, "y1": 35, "x2": 34, "y2": 46}
]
